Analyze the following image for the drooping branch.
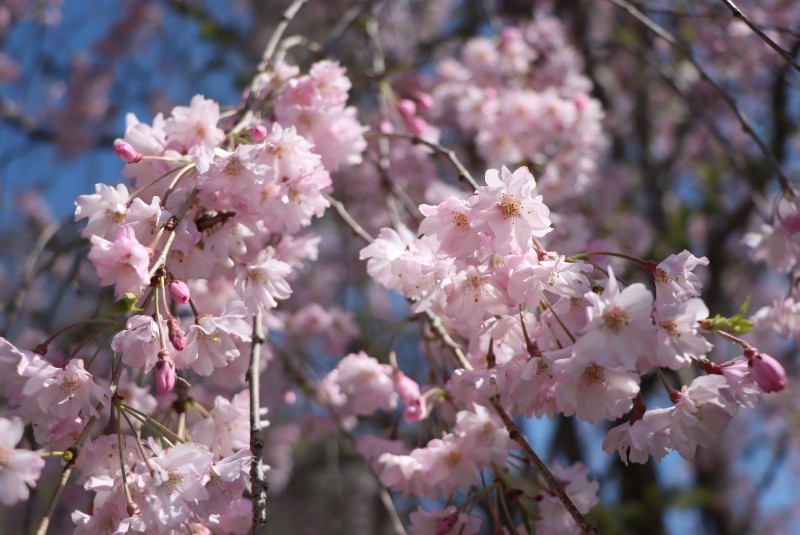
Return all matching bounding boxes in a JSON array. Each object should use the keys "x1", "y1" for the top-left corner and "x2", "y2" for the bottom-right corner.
[
  {"x1": 718, "y1": 0, "x2": 800, "y2": 75},
  {"x1": 608, "y1": 0, "x2": 796, "y2": 198},
  {"x1": 247, "y1": 311, "x2": 268, "y2": 534}
]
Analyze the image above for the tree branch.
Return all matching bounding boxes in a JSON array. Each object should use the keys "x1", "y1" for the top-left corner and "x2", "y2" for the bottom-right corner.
[{"x1": 247, "y1": 310, "x2": 268, "y2": 534}]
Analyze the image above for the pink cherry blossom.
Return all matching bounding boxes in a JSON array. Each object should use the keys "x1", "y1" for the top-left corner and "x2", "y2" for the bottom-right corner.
[
  {"x1": 573, "y1": 267, "x2": 655, "y2": 370},
  {"x1": 88, "y1": 225, "x2": 151, "y2": 296},
  {"x1": 0, "y1": 417, "x2": 45, "y2": 506},
  {"x1": 652, "y1": 250, "x2": 709, "y2": 304},
  {"x1": 472, "y1": 165, "x2": 552, "y2": 254}
]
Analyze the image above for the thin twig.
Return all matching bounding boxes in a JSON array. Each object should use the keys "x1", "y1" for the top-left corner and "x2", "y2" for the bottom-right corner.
[
  {"x1": 489, "y1": 391, "x2": 598, "y2": 535},
  {"x1": 718, "y1": 0, "x2": 800, "y2": 76},
  {"x1": 324, "y1": 193, "x2": 375, "y2": 244},
  {"x1": 2, "y1": 220, "x2": 61, "y2": 336},
  {"x1": 370, "y1": 132, "x2": 480, "y2": 190},
  {"x1": 608, "y1": 0, "x2": 796, "y2": 198},
  {"x1": 247, "y1": 311, "x2": 268, "y2": 534},
  {"x1": 147, "y1": 188, "x2": 199, "y2": 281},
  {"x1": 256, "y1": 0, "x2": 308, "y2": 75}
]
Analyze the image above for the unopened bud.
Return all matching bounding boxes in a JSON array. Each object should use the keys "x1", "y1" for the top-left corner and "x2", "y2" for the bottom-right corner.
[
  {"x1": 748, "y1": 351, "x2": 787, "y2": 393},
  {"x1": 126, "y1": 500, "x2": 141, "y2": 516},
  {"x1": 168, "y1": 279, "x2": 191, "y2": 304},
  {"x1": 393, "y1": 371, "x2": 421, "y2": 404},
  {"x1": 415, "y1": 92, "x2": 433, "y2": 111},
  {"x1": 251, "y1": 124, "x2": 268, "y2": 142},
  {"x1": 403, "y1": 398, "x2": 427, "y2": 423},
  {"x1": 114, "y1": 139, "x2": 142, "y2": 164},
  {"x1": 155, "y1": 357, "x2": 176, "y2": 395},
  {"x1": 167, "y1": 316, "x2": 186, "y2": 352},
  {"x1": 397, "y1": 99, "x2": 416, "y2": 120}
]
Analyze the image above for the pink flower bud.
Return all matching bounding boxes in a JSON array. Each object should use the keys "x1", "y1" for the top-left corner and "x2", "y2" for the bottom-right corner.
[
  {"x1": 155, "y1": 356, "x2": 176, "y2": 395},
  {"x1": 393, "y1": 371, "x2": 421, "y2": 404},
  {"x1": 406, "y1": 116, "x2": 429, "y2": 136},
  {"x1": 748, "y1": 352, "x2": 787, "y2": 393},
  {"x1": 397, "y1": 99, "x2": 416, "y2": 120},
  {"x1": 403, "y1": 398, "x2": 427, "y2": 423},
  {"x1": 379, "y1": 120, "x2": 394, "y2": 134},
  {"x1": 113, "y1": 139, "x2": 142, "y2": 164},
  {"x1": 168, "y1": 279, "x2": 191, "y2": 304},
  {"x1": 780, "y1": 212, "x2": 800, "y2": 234},
  {"x1": 415, "y1": 92, "x2": 433, "y2": 111},
  {"x1": 435, "y1": 514, "x2": 458, "y2": 535},
  {"x1": 251, "y1": 124, "x2": 268, "y2": 142},
  {"x1": 167, "y1": 316, "x2": 186, "y2": 352}
]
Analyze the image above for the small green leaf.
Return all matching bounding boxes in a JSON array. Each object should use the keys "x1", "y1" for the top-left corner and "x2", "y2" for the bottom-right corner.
[
  {"x1": 707, "y1": 297, "x2": 753, "y2": 334},
  {"x1": 109, "y1": 293, "x2": 143, "y2": 315}
]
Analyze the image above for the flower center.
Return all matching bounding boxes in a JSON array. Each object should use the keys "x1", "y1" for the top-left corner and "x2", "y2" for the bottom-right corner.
[
  {"x1": 452, "y1": 212, "x2": 469, "y2": 228},
  {"x1": 498, "y1": 193, "x2": 521, "y2": 218},
  {"x1": 602, "y1": 306, "x2": 629, "y2": 333},
  {"x1": 583, "y1": 364, "x2": 606, "y2": 387}
]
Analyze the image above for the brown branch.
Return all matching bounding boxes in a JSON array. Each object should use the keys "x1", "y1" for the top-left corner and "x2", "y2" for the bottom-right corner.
[
  {"x1": 323, "y1": 193, "x2": 375, "y2": 244},
  {"x1": 718, "y1": 0, "x2": 800, "y2": 75},
  {"x1": 489, "y1": 391, "x2": 598, "y2": 535},
  {"x1": 608, "y1": 0, "x2": 796, "y2": 198},
  {"x1": 247, "y1": 311, "x2": 268, "y2": 534},
  {"x1": 370, "y1": 132, "x2": 480, "y2": 190}
]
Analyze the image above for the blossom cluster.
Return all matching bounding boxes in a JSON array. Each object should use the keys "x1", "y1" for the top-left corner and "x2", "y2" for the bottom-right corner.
[{"x1": 0, "y1": 9, "x2": 794, "y2": 535}]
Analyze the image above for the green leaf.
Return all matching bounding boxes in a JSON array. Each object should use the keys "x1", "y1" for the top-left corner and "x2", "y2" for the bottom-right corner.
[
  {"x1": 109, "y1": 293, "x2": 143, "y2": 315},
  {"x1": 707, "y1": 297, "x2": 752, "y2": 334}
]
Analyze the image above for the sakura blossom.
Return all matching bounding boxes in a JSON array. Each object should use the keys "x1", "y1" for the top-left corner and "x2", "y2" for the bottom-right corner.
[{"x1": 2, "y1": 4, "x2": 797, "y2": 534}]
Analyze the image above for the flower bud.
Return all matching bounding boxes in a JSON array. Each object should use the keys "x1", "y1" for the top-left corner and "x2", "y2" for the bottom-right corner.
[
  {"x1": 113, "y1": 139, "x2": 142, "y2": 164},
  {"x1": 393, "y1": 371, "x2": 421, "y2": 404},
  {"x1": 155, "y1": 356, "x2": 176, "y2": 395},
  {"x1": 415, "y1": 92, "x2": 433, "y2": 111},
  {"x1": 251, "y1": 124, "x2": 268, "y2": 142},
  {"x1": 167, "y1": 316, "x2": 186, "y2": 352},
  {"x1": 748, "y1": 352, "x2": 787, "y2": 393},
  {"x1": 397, "y1": 99, "x2": 416, "y2": 120},
  {"x1": 168, "y1": 279, "x2": 191, "y2": 304},
  {"x1": 403, "y1": 398, "x2": 427, "y2": 423}
]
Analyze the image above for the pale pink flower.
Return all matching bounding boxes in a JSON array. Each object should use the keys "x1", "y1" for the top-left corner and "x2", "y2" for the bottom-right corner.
[
  {"x1": 75, "y1": 183, "x2": 162, "y2": 241},
  {"x1": 453, "y1": 404, "x2": 511, "y2": 464},
  {"x1": 409, "y1": 505, "x2": 483, "y2": 535},
  {"x1": 652, "y1": 250, "x2": 709, "y2": 304},
  {"x1": 650, "y1": 298, "x2": 712, "y2": 370},
  {"x1": 603, "y1": 408, "x2": 672, "y2": 465},
  {"x1": 321, "y1": 352, "x2": 398, "y2": 416},
  {"x1": 535, "y1": 461, "x2": 598, "y2": 535},
  {"x1": 236, "y1": 248, "x2": 293, "y2": 313},
  {"x1": 24, "y1": 358, "x2": 109, "y2": 421},
  {"x1": 554, "y1": 358, "x2": 640, "y2": 424},
  {"x1": 141, "y1": 441, "x2": 213, "y2": 527},
  {"x1": 88, "y1": 225, "x2": 150, "y2": 296},
  {"x1": 472, "y1": 166, "x2": 552, "y2": 254},
  {"x1": 0, "y1": 417, "x2": 46, "y2": 506},
  {"x1": 670, "y1": 374, "x2": 738, "y2": 459},
  {"x1": 191, "y1": 392, "x2": 252, "y2": 456},
  {"x1": 176, "y1": 300, "x2": 251, "y2": 375},
  {"x1": 111, "y1": 315, "x2": 161, "y2": 371},
  {"x1": 164, "y1": 94, "x2": 225, "y2": 152},
  {"x1": 419, "y1": 197, "x2": 482, "y2": 258},
  {"x1": 411, "y1": 437, "x2": 480, "y2": 496},
  {"x1": 573, "y1": 268, "x2": 655, "y2": 370}
]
